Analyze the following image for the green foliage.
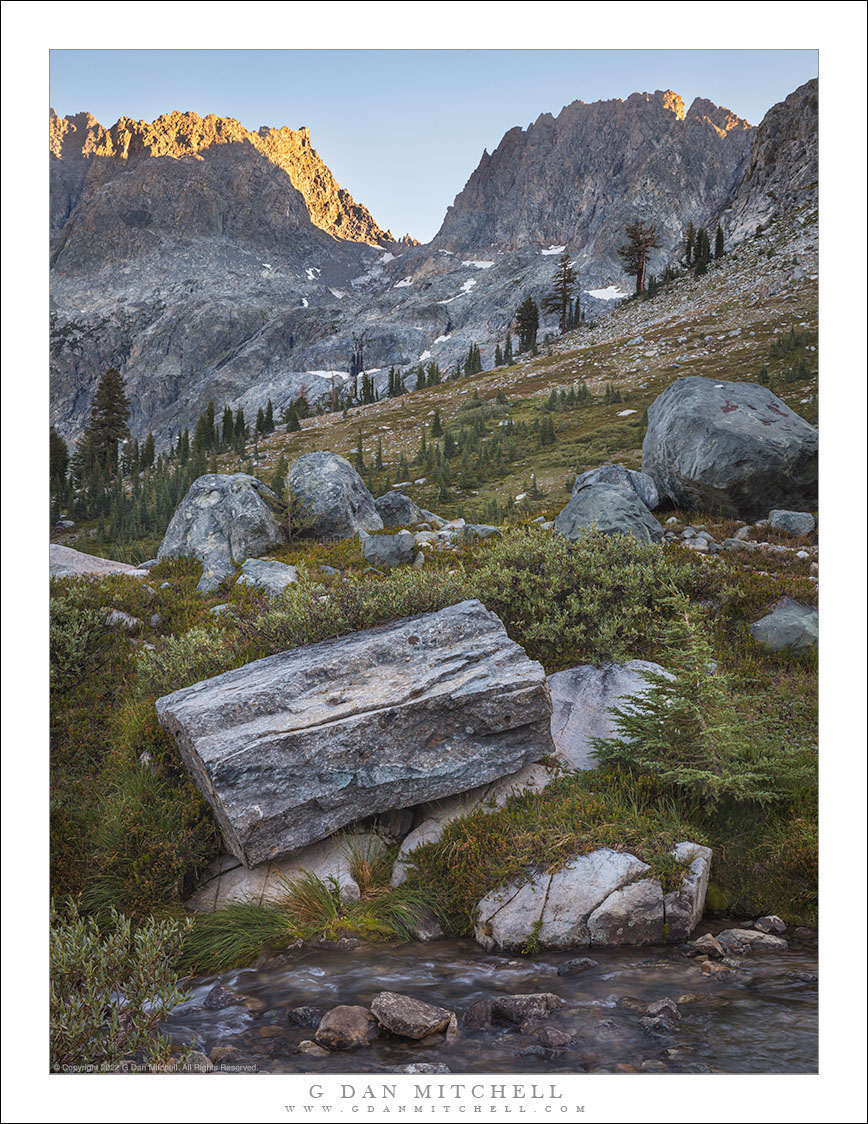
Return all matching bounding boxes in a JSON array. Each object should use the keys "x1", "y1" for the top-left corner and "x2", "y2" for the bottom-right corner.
[
  {"x1": 50, "y1": 898, "x2": 192, "y2": 1070},
  {"x1": 403, "y1": 768, "x2": 698, "y2": 935},
  {"x1": 514, "y1": 296, "x2": 540, "y2": 353},
  {"x1": 591, "y1": 596, "x2": 803, "y2": 809},
  {"x1": 618, "y1": 220, "x2": 661, "y2": 293},
  {"x1": 50, "y1": 597, "x2": 113, "y2": 696}
]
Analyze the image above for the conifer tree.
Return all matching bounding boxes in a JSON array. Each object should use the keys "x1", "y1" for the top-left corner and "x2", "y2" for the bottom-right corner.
[
  {"x1": 714, "y1": 224, "x2": 725, "y2": 260},
  {"x1": 431, "y1": 409, "x2": 443, "y2": 438},
  {"x1": 76, "y1": 367, "x2": 131, "y2": 478},
  {"x1": 494, "y1": 343, "x2": 503, "y2": 366},
  {"x1": 541, "y1": 252, "x2": 578, "y2": 334},
  {"x1": 685, "y1": 221, "x2": 695, "y2": 265},
  {"x1": 515, "y1": 297, "x2": 540, "y2": 354},
  {"x1": 222, "y1": 407, "x2": 234, "y2": 449},
  {"x1": 264, "y1": 399, "x2": 275, "y2": 433},
  {"x1": 618, "y1": 221, "x2": 661, "y2": 294},
  {"x1": 504, "y1": 333, "x2": 514, "y2": 365}
]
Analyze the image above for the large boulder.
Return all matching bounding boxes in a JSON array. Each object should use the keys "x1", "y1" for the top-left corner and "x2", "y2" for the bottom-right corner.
[
  {"x1": 50, "y1": 544, "x2": 150, "y2": 579},
  {"x1": 548, "y1": 661, "x2": 670, "y2": 771},
  {"x1": 768, "y1": 509, "x2": 815, "y2": 536},
  {"x1": 288, "y1": 452, "x2": 383, "y2": 540},
  {"x1": 156, "y1": 600, "x2": 553, "y2": 867},
  {"x1": 749, "y1": 598, "x2": 818, "y2": 653},
  {"x1": 184, "y1": 833, "x2": 385, "y2": 911},
  {"x1": 572, "y1": 463, "x2": 659, "y2": 510},
  {"x1": 642, "y1": 377, "x2": 818, "y2": 520},
  {"x1": 361, "y1": 531, "x2": 415, "y2": 569},
  {"x1": 554, "y1": 484, "x2": 663, "y2": 544},
  {"x1": 156, "y1": 474, "x2": 287, "y2": 593},
  {"x1": 375, "y1": 490, "x2": 425, "y2": 528},
  {"x1": 235, "y1": 558, "x2": 298, "y2": 596},
  {"x1": 473, "y1": 842, "x2": 711, "y2": 951}
]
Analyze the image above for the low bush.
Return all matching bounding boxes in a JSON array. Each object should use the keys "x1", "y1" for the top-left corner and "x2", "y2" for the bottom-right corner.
[{"x1": 50, "y1": 898, "x2": 192, "y2": 1071}]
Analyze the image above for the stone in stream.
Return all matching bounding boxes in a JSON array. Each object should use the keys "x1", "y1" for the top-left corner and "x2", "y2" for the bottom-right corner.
[
  {"x1": 315, "y1": 1006, "x2": 380, "y2": 1050},
  {"x1": 287, "y1": 1006, "x2": 328, "y2": 1028},
  {"x1": 548, "y1": 661, "x2": 671, "y2": 771},
  {"x1": 755, "y1": 915, "x2": 787, "y2": 934},
  {"x1": 554, "y1": 483, "x2": 664, "y2": 545},
  {"x1": 156, "y1": 473, "x2": 288, "y2": 593},
  {"x1": 49, "y1": 544, "x2": 150, "y2": 579},
  {"x1": 288, "y1": 451, "x2": 383, "y2": 540},
  {"x1": 202, "y1": 985, "x2": 247, "y2": 1010},
  {"x1": 371, "y1": 992, "x2": 455, "y2": 1039},
  {"x1": 641, "y1": 377, "x2": 818, "y2": 520},
  {"x1": 716, "y1": 928, "x2": 789, "y2": 952},
  {"x1": 490, "y1": 994, "x2": 565, "y2": 1023},
  {"x1": 157, "y1": 600, "x2": 553, "y2": 867},
  {"x1": 473, "y1": 842, "x2": 711, "y2": 951},
  {"x1": 749, "y1": 598, "x2": 818, "y2": 653},
  {"x1": 572, "y1": 463, "x2": 660, "y2": 510},
  {"x1": 556, "y1": 957, "x2": 599, "y2": 976}
]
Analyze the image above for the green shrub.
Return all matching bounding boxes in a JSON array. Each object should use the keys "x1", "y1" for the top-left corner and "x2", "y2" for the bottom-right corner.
[
  {"x1": 50, "y1": 898, "x2": 192, "y2": 1071},
  {"x1": 50, "y1": 597, "x2": 113, "y2": 696}
]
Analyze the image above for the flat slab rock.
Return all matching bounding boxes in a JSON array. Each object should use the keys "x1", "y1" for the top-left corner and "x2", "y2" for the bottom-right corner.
[
  {"x1": 50, "y1": 544, "x2": 150, "y2": 579},
  {"x1": 185, "y1": 832, "x2": 385, "y2": 911},
  {"x1": 371, "y1": 992, "x2": 455, "y2": 1039},
  {"x1": 474, "y1": 842, "x2": 711, "y2": 951},
  {"x1": 156, "y1": 600, "x2": 553, "y2": 867}
]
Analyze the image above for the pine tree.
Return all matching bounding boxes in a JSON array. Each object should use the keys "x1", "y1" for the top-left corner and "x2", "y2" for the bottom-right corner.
[
  {"x1": 685, "y1": 221, "x2": 695, "y2": 265},
  {"x1": 504, "y1": 333, "x2": 514, "y2": 365},
  {"x1": 286, "y1": 405, "x2": 301, "y2": 433},
  {"x1": 431, "y1": 409, "x2": 443, "y2": 438},
  {"x1": 541, "y1": 252, "x2": 578, "y2": 334},
  {"x1": 617, "y1": 221, "x2": 661, "y2": 294},
  {"x1": 515, "y1": 297, "x2": 540, "y2": 354},
  {"x1": 264, "y1": 399, "x2": 275, "y2": 433},
  {"x1": 221, "y1": 407, "x2": 234, "y2": 449},
  {"x1": 50, "y1": 426, "x2": 69, "y2": 496},
  {"x1": 77, "y1": 368, "x2": 131, "y2": 478},
  {"x1": 353, "y1": 432, "x2": 365, "y2": 473},
  {"x1": 494, "y1": 343, "x2": 503, "y2": 366},
  {"x1": 714, "y1": 224, "x2": 725, "y2": 260}
]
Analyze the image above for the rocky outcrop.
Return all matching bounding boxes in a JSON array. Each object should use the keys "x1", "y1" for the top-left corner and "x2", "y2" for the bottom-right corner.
[
  {"x1": 49, "y1": 543, "x2": 150, "y2": 579},
  {"x1": 156, "y1": 473, "x2": 288, "y2": 592},
  {"x1": 155, "y1": 600, "x2": 553, "y2": 867},
  {"x1": 473, "y1": 842, "x2": 711, "y2": 951},
  {"x1": 432, "y1": 90, "x2": 752, "y2": 271},
  {"x1": 641, "y1": 377, "x2": 818, "y2": 520},
  {"x1": 554, "y1": 484, "x2": 664, "y2": 544},
  {"x1": 749, "y1": 598, "x2": 818, "y2": 653},
  {"x1": 769, "y1": 510, "x2": 815, "y2": 536},
  {"x1": 361, "y1": 531, "x2": 415, "y2": 569},
  {"x1": 235, "y1": 558, "x2": 298, "y2": 595},
  {"x1": 288, "y1": 452, "x2": 383, "y2": 540},
  {"x1": 719, "y1": 79, "x2": 818, "y2": 243},
  {"x1": 548, "y1": 661, "x2": 670, "y2": 771}
]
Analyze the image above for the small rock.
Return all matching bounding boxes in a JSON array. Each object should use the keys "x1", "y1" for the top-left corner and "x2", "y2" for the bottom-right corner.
[
  {"x1": 491, "y1": 994, "x2": 565, "y2": 1023},
  {"x1": 461, "y1": 1000, "x2": 493, "y2": 1030},
  {"x1": 557, "y1": 957, "x2": 598, "y2": 976},
  {"x1": 371, "y1": 992, "x2": 455, "y2": 1040},
  {"x1": 646, "y1": 998, "x2": 681, "y2": 1020},
  {"x1": 105, "y1": 609, "x2": 141, "y2": 631},
  {"x1": 297, "y1": 1040, "x2": 330, "y2": 1057},
  {"x1": 287, "y1": 1005, "x2": 327, "y2": 1028},
  {"x1": 315, "y1": 1005, "x2": 380, "y2": 1051},
  {"x1": 717, "y1": 928, "x2": 788, "y2": 952},
  {"x1": 361, "y1": 532, "x2": 415, "y2": 569},
  {"x1": 209, "y1": 1046, "x2": 241, "y2": 1064},
  {"x1": 178, "y1": 1050, "x2": 213, "y2": 1073},
  {"x1": 754, "y1": 915, "x2": 787, "y2": 934},
  {"x1": 203, "y1": 985, "x2": 246, "y2": 1010},
  {"x1": 768, "y1": 510, "x2": 815, "y2": 536},
  {"x1": 691, "y1": 933, "x2": 725, "y2": 958}
]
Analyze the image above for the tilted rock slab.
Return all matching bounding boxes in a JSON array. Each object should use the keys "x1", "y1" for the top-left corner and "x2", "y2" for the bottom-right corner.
[
  {"x1": 156, "y1": 473, "x2": 288, "y2": 593},
  {"x1": 473, "y1": 842, "x2": 711, "y2": 951},
  {"x1": 156, "y1": 600, "x2": 553, "y2": 867},
  {"x1": 50, "y1": 544, "x2": 150, "y2": 579},
  {"x1": 548, "y1": 661, "x2": 672, "y2": 771},
  {"x1": 642, "y1": 377, "x2": 818, "y2": 521},
  {"x1": 572, "y1": 463, "x2": 659, "y2": 511}
]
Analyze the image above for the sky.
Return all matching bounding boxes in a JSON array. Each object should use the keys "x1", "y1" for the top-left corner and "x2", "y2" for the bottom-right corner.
[{"x1": 49, "y1": 48, "x2": 818, "y2": 243}]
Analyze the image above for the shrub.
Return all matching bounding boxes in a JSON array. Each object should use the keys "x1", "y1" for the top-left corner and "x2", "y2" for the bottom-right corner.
[
  {"x1": 50, "y1": 597, "x2": 113, "y2": 695},
  {"x1": 50, "y1": 898, "x2": 192, "y2": 1071}
]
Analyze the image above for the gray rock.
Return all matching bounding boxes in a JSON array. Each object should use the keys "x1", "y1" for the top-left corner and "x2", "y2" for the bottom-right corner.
[
  {"x1": 361, "y1": 531, "x2": 415, "y2": 568},
  {"x1": 315, "y1": 1006, "x2": 380, "y2": 1050},
  {"x1": 474, "y1": 843, "x2": 710, "y2": 951},
  {"x1": 157, "y1": 600, "x2": 553, "y2": 867},
  {"x1": 556, "y1": 957, "x2": 598, "y2": 976},
  {"x1": 236, "y1": 557, "x2": 299, "y2": 595},
  {"x1": 288, "y1": 1006, "x2": 328, "y2": 1028},
  {"x1": 105, "y1": 609, "x2": 141, "y2": 631},
  {"x1": 461, "y1": 523, "x2": 502, "y2": 541},
  {"x1": 384, "y1": 1064, "x2": 452, "y2": 1074},
  {"x1": 755, "y1": 915, "x2": 787, "y2": 934},
  {"x1": 572, "y1": 464, "x2": 659, "y2": 510},
  {"x1": 49, "y1": 544, "x2": 150, "y2": 579},
  {"x1": 297, "y1": 1040, "x2": 330, "y2": 1057},
  {"x1": 375, "y1": 490, "x2": 425, "y2": 527},
  {"x1": 371, "y1": 992, "x2": 454, "y2": 1039},
  {"x1": 156, "y1": 474, "x2": 288, "y2": 593},
  {"x1": 749, "y1": 598, "x2": 818, "y2": 652},
  {"x1": 203, "y1": 985, "x2": 246, "y2": 1010},
  {"x1": 184, "y1": 833, "x2": 381, "y2": 910},
  {"x1": 642, "y1": 377, "x2": 818, "y2": 521},
  {"x1": 490, "y1": 995, "x2": 565, "y2": 1023},
  {"x1": 768, "y1": 509, "x2": 815, "y2": 536},
  {"x1": 288, "y1": 452, "x2": 382, "y2": 540},
  {"x1": 548, "y1": 661, "x2": 670, "y2": 771},
  {"x1": 717, "y1": 928, "x2": 788, "y2": 952},
  {"x1": 554, "y1": 484, "x2": 663, "y2": 545}
]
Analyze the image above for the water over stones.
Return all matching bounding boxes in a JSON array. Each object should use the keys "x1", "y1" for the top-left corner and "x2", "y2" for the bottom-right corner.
[
  {"x1": 642, "y1": 377, "x2": 818, "y2": 520},
  {"x1": 288, "y1": 451, "x2": 382, "y2": 540},
  {"x1": 156, "y1": 600, "x2": 553, "y2": 867},
  {"x1": 473, "y1": 843, "x2": 711, "y2": 952},
  {"x1": 156, "y1": 473, "x2": 288, "y2": 593}
]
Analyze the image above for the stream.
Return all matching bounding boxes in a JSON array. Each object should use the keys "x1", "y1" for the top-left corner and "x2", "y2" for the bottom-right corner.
[{"x1": 164, "y1": 924, "x2": 817, "y2": 1075}]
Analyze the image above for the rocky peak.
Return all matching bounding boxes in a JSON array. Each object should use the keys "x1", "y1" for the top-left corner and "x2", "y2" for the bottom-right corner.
[{"x1": 49, "y1": 108, "x2": 398, "y2": 246}]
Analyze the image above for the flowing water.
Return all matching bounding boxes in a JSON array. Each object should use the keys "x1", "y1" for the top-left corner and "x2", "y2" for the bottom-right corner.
[{"x1": 164, "y1": 926, "x2": 818, "y2": 1075}]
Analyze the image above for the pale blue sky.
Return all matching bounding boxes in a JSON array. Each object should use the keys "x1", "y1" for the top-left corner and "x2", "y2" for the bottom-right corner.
[{"x1": 50, "y1": 49, "x2": 817, "y2": 243}]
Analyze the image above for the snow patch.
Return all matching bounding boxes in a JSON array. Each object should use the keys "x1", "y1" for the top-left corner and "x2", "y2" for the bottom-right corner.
[
  {"x1": 541, "y1": 245, "x2": 566, "y2": 255},
  {"x1": 378, "y1": 252, "x2": 396, "y2": 263},
  {"x1": 329, "y1": 288, "x2": 346, "y2": 299},
  {"x1": 437, "y1": 278, "x2": 477, "y2": 304},
  {"x1": 394, "y1": 277, "x2": 414, "y2": 288},
  {"x1": 586, "y1": 285, "x2": 628, "y2": 301},
  {"x1": 462, "y1": 260, "x2": 495, "y2": 269},
  {"x1": 307, "y1": 370, "x2": 350, "y2": 382},
  {"x1": 305, "y1": 267, "x2": 321, "y2": 281},
  {"x1": 419, "y1": 351, "x2": 432, "y2": 362},
  {"x1": 617, "y1": 409, "x2": 637, "y2": 417},
  {"x1": 434, "y1": 334, "x2": 451, "y2": 344},
  {"x1": 300, "y1": 298, "x2": 309, "y2": 308}
]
